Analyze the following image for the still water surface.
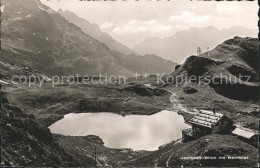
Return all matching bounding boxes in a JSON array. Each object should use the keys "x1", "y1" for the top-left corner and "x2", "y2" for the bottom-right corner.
[{"x1": 49, "y1": 110, "x2": 190, "y2": 151}]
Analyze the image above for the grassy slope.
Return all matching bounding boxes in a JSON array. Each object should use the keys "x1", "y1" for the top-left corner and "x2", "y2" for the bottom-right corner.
[
  {"x1": 123, "y1": 134, "x2": 258, "y2": 167},
  {"x1": 3, "y1": 83, "x2": 172, "y2": 127},
  {"x1": 164, "y1": 37, "x2": 259, "y2": 131},
  {"x1": 54, "y1": 134, "x2": 151, "y2": 166}
]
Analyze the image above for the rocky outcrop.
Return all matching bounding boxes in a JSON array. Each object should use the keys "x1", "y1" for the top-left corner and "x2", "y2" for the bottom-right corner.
[
  {"x1": 182, "y1": 86, "x2": 198, "y2": 94},
  {"x1": 120, "y1": 84, "x2": 169, "y2": 96},
  {"x1": 166, "y1": 37, "x2": 259, "y2": 101},
  {"x1": 182, "y1": 56, "x2": 223, "y2": 77}
]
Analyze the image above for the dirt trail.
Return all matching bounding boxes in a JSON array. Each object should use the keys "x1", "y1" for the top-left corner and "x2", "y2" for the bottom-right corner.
[
  {"x1": 122, "y1": 92, "x2": 132, "y2": 112},
  {"x1": 165, "y1": 145, "x2": 185, "y2": 167},
  {"x1": 152, "y1": 92, "x2": 197, "y2": 167},
  {"x1": 170, "y1": 92, "x2": 197, "y2": 115},
  {"x1": 154, "y1": 148, "x2": 175, "y2": 167}
]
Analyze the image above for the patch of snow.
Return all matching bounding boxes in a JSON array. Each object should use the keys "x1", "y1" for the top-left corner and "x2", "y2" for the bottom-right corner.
[
  {"x1": 46, "y1": 37, "x2": 49, "y2": 40},
  {"x1": 40, "y1": 37, "x2": 43, "y2": 39},
  {"x1": 89, "y1": 42, "x2": 92, "y2": 44},
  {"x1": 144, "y1": 84, "x2": 151, "y2": 88},
  {"x1": 0, "y1": 61, "x2": 6, "y2": 65},
  {"x1": 38, "y1": 5, "x2": 52, "y2": 14},
  {"x1": 0, "y1": 61, "x2": 16, "y2": 70},
  {"x1": 0, "y1": 80, "x2": 10, "y2": 85},
  {"x1": 43, "y1": 76, "x2": 52, "y2": 82},
  {"x1": 33, "y1": 33, "x2": 35, "y2": 36},
  {"x1": 1, "y1": 5, "x2": 5, "y2": 13},
  {"x1": 25, "y1": 14, "x2": 33, "y2": 18},
  {"x1": 38, "y1": 5, "x2": 45, "y2": 11},
  {"x1": 9, "y1": 48, "x2": 19, "y2": 54},
  {"x1": 13, "y1": 17, "x2": 23, "y2": 21}
]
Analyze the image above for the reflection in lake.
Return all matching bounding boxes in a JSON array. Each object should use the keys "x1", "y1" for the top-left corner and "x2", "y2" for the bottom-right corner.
[{"x1": 49, "y1": 110, "x2": 190, "y2": 151}]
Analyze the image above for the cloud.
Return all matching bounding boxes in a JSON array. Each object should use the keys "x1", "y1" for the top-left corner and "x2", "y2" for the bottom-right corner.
[
  {"x1": 127, "y1": 19, "x2": 158, "y2": 26},
  {"x1": 190, "y1": 15, "x2": 211, "y2": 23},
  {"x1": 100, "y1": 18, "x2": 192, "y2": 46},
  {"x1": 153, "y1": 25, "x2": 173, "y2": 33},
  {"x1": 169, "y1": 11, "x2": 191, "y2": 22},
  {"x1": 100, "y1": 22, "x2": 115, "y2": 29},
  {"x1": 105, "y1": 19, "x2": 173, "y2": 36},
  {"x1": 169, "y1": 11, "x2": 211, "y2": 23},
  {"x1": 42, "y1": 0, "x2": 258, "y2": 47},
  {"x1": 216, "y1": 4, "x2": 240, "y2": 16},
  {"x1": 101, "y1": 20, "x2": 157, "y2": 35},
  {"x1": 144, "y1": 19, "x2": 158, "y2": 25},
  {"x1": 112, "y1": 25, "x2": 147, "y2": 34}
]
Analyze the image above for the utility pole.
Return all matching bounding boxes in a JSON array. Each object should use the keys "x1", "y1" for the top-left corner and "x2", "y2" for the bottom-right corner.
[
  {"x1": 95, "y1": 146, "x2": 97, "y2": 168},
  {"x1": 197, "y1": 47, "x2": 202, "y2": 56},
  {"x1": 238, "y1": 113, "x2": 241, "y2": 128}
]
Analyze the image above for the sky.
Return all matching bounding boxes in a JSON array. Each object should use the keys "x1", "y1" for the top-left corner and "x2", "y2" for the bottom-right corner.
[{"x1": 41, "y1": 0, "x2": 258, "y2": 47}]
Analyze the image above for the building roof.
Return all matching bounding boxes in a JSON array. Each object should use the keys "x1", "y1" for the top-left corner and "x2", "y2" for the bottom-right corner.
[
  {"x1": 232, "y1": 128, "x2": 255, "y2": 139},
  {"x1": 189, "y1": 110, "x2": 224, "y2": 128}
]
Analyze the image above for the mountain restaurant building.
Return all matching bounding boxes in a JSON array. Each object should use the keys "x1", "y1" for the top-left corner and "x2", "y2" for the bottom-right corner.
[
  {"x1": 182, "y1": 109, "x2": 234, "y2": 142},
  {"x1": 232, "y1": 128, "x2": 258, "y2": 147}
]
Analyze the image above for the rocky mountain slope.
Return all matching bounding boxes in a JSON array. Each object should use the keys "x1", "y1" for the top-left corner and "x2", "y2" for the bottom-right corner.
[
  {"x1": 0, "y1": 58, "x2": 50, "y2": 83},
  {"x1": 1, "y1": 0, "x2": 258, "y2": 167},
  {"x1": 1, "y1": 0, "x2": 175, "y2": 77},
  {"x1": 164, "y1": 37, "x2": 259, "y2": 130},
  {"x1": 0, "y1": 80, "x2": 171, "y2": 167},
  {"x1": 1, "y1": 37, "x2": 258, "y2": 167},
  {"x1": 0, "y1": 91, "x2": 95, "y2": 167},
  {"x1": 133, "y1": 27, "x2": 258, "y2": 63},
  {"x1": 58, "y1": 9, "x2": 135, "y2": 55}
]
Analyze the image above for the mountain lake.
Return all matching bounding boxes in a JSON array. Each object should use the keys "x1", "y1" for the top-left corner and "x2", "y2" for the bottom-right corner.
[{"x1": 49, "y1": 110, "x2": 190, "y2": 151}]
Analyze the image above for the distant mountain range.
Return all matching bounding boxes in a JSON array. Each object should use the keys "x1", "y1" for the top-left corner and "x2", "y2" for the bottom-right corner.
[
  {"x1": 58, "y1": 9, "x2": 136, "y2": 55},
  {"x1": 133, "y1": 26, "x2": 258, "y2": 63},
  {"x1": 1, "y1": 0, "x2": 176, "y2": 77}
]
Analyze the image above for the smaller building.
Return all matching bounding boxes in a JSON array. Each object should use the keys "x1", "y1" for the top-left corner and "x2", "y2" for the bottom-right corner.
[
  {"x1": 182, "y1": 109, "x2": 233, "y2": 142},
  {"x1": 232, "y1": 128, "x2": 258, "y2": 147}
]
